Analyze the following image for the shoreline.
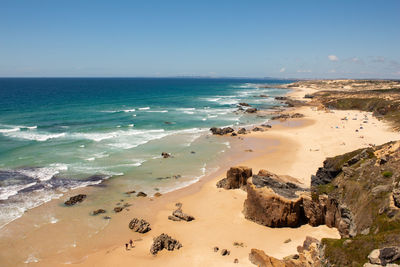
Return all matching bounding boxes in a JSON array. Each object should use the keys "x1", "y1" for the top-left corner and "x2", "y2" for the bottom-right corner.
[{"x1": 2, "y1": 82, "x2": 400, "y2": 266}]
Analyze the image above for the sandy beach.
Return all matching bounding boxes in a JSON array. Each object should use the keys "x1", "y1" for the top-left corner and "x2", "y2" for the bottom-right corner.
[{"x1": 8, "y1": 84, "x2": 396, "y2": 267}]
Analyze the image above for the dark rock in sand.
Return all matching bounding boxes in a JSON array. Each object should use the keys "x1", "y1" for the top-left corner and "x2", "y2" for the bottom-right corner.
[
  {"x1": 210, "y1": 127, "x2": 235, "y2": 135},
  {"x1": 214, "y1": 246, "x2": 219, "y2": 252},
  {"x1": 252, "y1": 127, "x2": 264, "y2": 132},
  {"x1": 137, "y1": 192, "x2": 147, "y2": 197},
  {"x1": 114, "y1": 206, "x2": 124, "y2": 213},
  {"x1": 261, "y1": 124, "x2": 272, "y2": 128},
  {"x1": 168, "y1": 215, "x2": 182, "y2": 221},
  {"x1": 154, "y1": 192, "x2": 162, "y2": 197},
  {"x1": 172, "y1": 208, "x2": 195, "y2": 221},
  {"x1": 150, "y1": 233, "x2": 182, "y2": 255},
  {"x1": 216, "y1": 166, "x2": 253, "y2": 190},
  {"x1": 129, "y1": 218, "x2": 151, "y2": 233},
  {"x1": 191, "y1": 151, "x2": 196, "y2": 154},
  {"x1": 103, "y1": 216, "x2": 111, "y2": 220},
  {"x1": 64, "y1": 194, "x2": 87, "y2": 206},
  {"x1": 125, "y1": 190, "x2": 136, "y2": 194},
  {"x1": 304, "y1": 94, "x2": 314, "y2": 99},
  {"x1": 237, "y1": 128, "x2": 247, "y2": 134},
  {"x1": 161, "y1": 152, "x2": 171, "y2": 158},
  {"x1": 275, "y1": 96, "x2": 288, "y2": 100},
  {"x1": 245, "y1": 108, "x2": 257, "y2": 113},
  {"x1": 221, "y1": 249, "x2": 230, "y2": 256},
  {"x1": 92, "y1": 209, "x2": 106, "y2": 215},
  {"x1": 231, "y1": 132, "x2": 237, "y2": 136}
]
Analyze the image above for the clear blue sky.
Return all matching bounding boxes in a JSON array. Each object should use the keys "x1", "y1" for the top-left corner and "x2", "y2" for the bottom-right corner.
[{"x1": 1, "y1": 0, "x2": 399, "y2": 78}]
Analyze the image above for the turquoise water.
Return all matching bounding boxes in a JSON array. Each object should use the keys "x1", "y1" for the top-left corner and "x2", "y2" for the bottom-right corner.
[{"x1": 0, "y1": 78, "x2": 291, "y2": 227}]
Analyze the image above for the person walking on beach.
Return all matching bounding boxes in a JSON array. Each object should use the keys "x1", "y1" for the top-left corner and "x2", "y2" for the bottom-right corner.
[
  {"x1": 125, "y1": 243, "x2": 128, "y2": 250},
  {"x1": 129, "y1": 239, "x2": 133, "y2": 248}
]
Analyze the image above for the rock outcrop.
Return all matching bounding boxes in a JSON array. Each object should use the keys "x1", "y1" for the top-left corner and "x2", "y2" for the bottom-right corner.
[
  {"x1": 128, "y1": 218, "x2": 151, "y2": 233},
  {"x1": 271, "y1": 113, "x2": 304, "y2": 120},
  {"x1": 168, "y1": 203, "x2": 195, "y2": 222},
  {"x1": 367, "y1": 247, "x2": 400, "y2": 266},
  {"x1": 249, "y1": 236, "x2": 322, "y2": 267},
  {"x1": 150, "y1": 233, "x2": 182, "y2": 255},
  {"x1": 210, "y1": 127, "x2": 235, "y2": 135},
  {"x1": 216, "y1": 166, "x2": 252, "y2": 190},
  {"x1": 92, "y1": 209, "x2": 106, "y2": 215},
  {"x1": 245, "y1": 108, "x2": 257, "y2": 113},
  {"x1": 64, "y1": 194, "x2": 87, "y2": 206},
  {"x1": 161, "y1": 152, "x2": 171, "y2": 158}
]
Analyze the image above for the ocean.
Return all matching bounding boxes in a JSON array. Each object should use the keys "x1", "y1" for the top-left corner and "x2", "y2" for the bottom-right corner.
[{"x1": 0, "y1": 78, "x2": 291, "y2": 228}]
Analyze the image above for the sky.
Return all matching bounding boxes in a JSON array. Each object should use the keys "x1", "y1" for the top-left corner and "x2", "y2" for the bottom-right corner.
[{"x1": 0, "y1": 0, "x2": 399, "y2": 79}]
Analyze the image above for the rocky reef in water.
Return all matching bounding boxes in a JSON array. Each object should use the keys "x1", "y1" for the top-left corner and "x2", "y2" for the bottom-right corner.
[{"x1": 242, "y1": 141, "x2": 400, "y2": 266}]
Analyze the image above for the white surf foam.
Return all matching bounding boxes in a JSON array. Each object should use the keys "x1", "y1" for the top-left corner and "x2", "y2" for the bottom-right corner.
[{"x1": 138, "y1": 107, "x2": 150, "y2": 110}]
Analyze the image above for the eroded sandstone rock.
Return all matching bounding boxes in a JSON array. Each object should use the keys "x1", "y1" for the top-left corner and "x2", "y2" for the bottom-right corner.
[
  {"x1": 64, "y1": 194, "x2": 87, "y2": 206},
  {"x1": 216, "y1": 166, "x2": 252, "y2": 190},
  {"x1": 150, "y1": 233, "x2": 182, "y2": 255},
  {"x1": 128, "y1": 218, "x2": 151, "y2": 233}
]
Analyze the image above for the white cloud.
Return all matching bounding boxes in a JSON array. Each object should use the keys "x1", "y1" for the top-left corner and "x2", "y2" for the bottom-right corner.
[
  {"x1": 279, "y1": 67, "x2": 286, "y2": 73},
  {"x1": 328, "y1": 55, "x2": 339, "y2": 62}
]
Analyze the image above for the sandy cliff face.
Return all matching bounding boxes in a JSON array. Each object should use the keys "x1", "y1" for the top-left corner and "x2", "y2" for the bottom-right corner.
[{"x1": 245, "y1": 141, "x2": 400, "y2": 266}]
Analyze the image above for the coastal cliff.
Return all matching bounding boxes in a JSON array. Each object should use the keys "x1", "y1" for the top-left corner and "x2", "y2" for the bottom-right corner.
[{"x1": 245, "y1": 141, "x2": 400, "y2": 266}]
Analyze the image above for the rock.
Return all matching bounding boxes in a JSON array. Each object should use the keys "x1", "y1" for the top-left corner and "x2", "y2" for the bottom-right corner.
[
  {"x1": 271, "y1": 114, "x2": 290, "y2": 120},
  {"x1": 168, "y1": 215, "x2": 182, "y2": 221},
  {"x1": 271, "y1": 113, "x2": 304, "y2": 120},
  {"x1": 137, "y1": 192, "x2": 147, "y2": 197},
  {"x1": 245, "y1": 108, "x2": 257, "y2": 113},
  {"x1": 161, "y1": 152, "x2": 171, "y2": 158},
  {"x1": 238, "y1": 102, "x2": 251, "y2": 107},
  {"x1": 249, "y1": 236, "x2": 322, "y2": 267},
  {"x1": 190, "y1": 151, "x2": 196, "y2": 154},
  {"x1": 125, "y1": 190, "x2": 136, "y2": 194},
  {"x1": 172, "y1": 208, "x2": 195, "y2": 221},
  {"x1": 237, "y1": 128, "x2": 247, "y2": 134},
  {"x1": 243, "y1": 181, "x2": 304, "y2": 227},
  {"x1": 275, "y1": 96, "x2": 288, "y2": 100},
  {"x1": 64, "y1": 194, "x2": 87, "y2": 206},
  {"x1": 291, "y1": 113, "x2": 304, "y2": 118},
  {"x1": 154, "y1": 192, "x2": 162, "y2": 197},
  {"x1": 259, "y1": 94, "x2": 268, "y2": 98},
  {"x1": 393, "y1": 183, "x2": 400, "y2": 208},
  {"x1": 216, "y1": 166, "x2": 252, "y2": 190},
  {"x1": 210, "y1": 127, "x2": 235, "y2": 135},
  {"x1": 249, "y1": 249, "x2": 286, "y2": 267},
  {"x1": 231, "y1": 132, "x2": 237, "y2": 136},
  {"x1": 114, "y1": 207, "x2": 124, "y2": 213},
  {"x1": 103, "y1": 216, "x2": 111, "y2": 220},
  {"x1": 304, "y1": 94, "x2": 314, "y2": 99},
  {"x1": 371, "y1": 184, "x2": 391, "y2": 196},
  {"x1": 252, "y1": 127, "x2": 264, "y2": 132},
  {"x1": 368, "y1": 247, "x2": 400, "y2": 265},
  {"x1": 261, "y1": 124, "x2": 272, "y2": 128},
  {"x1": 221, "y1": 249, "x2": 230, "y2": 256},
  {"x1": 234, "y1": 258, "x2": 239, "y2": 263},
  {"x1": 92, "y1": 209, "x2": 106, "y2": 215},
  {"x1": 214, "y1": 246, "x2": 219, "y2": 252},
  {"x1": 150, "y1": 233, "x2": 182, "y2": 255},
  {"x1": 284, "y1": 238, "x2": 291, "y2": 243},
  {"x1": 251, "y1": 171, "x2": 305, "y2": 199},
  {"x1": 128, "y1": 218, "x2": 151, "y2": 233}
]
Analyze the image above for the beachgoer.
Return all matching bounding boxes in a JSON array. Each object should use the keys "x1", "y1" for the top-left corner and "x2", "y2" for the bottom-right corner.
[
  {"x1": 130, "y1": 239, "x2": 133, "y2": 248},
  {"x1": 125, "y1": 243, "x2": 128, "y2": 250}
]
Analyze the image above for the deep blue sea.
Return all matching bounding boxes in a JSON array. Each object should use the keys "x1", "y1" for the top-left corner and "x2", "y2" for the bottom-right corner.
[{"x1": 0, "y1": 78, "x2": 291, "y2": 227}]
